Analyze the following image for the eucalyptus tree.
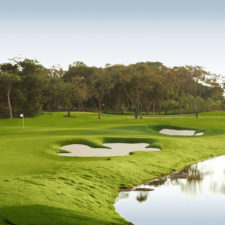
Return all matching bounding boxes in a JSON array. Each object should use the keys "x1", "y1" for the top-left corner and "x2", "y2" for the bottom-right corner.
[
  {"x1": 88, "y1": 69, "x2": 113, "y2": 119},
  {"x1": 43, "y1": 77, "x2": 65, "y2": 111},
  {"x1": 0, "y1": 63, "x2": 20, "y2": 118},
  {"x1": 0, "y1": 59, "x2": 224, "y2": 118},
  {"x1": 63, "y1": 61, "x2": 96, "y2": 82},
  {"x1": 186, "y1": 66, "x2": 211, "y2": 118},
  {"x1": 120, "y1": 64, "x2": 153, "y2": 118},
  {"x1": 17, "y1": 59, "x2": 50, "y2": 116},
  {"x1": 105, "y1": 64, "x2": 129, "y2": 113},
  {"x1": 61, "y1": 76, "x2": 89, "y2": 117}
]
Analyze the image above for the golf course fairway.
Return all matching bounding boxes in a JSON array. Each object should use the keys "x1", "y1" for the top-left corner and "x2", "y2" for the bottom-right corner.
[{"x1": 0, "y1": 112, "x2": 225, "y2": 225}]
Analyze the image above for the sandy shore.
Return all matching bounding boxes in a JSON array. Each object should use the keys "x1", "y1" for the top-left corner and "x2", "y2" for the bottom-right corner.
[
  {"x1": 58, "y1": 143, "x2": 161, "y2": 157},
  {"x1": 159, "y1": 129, "x2": 204, "y2": 136}
]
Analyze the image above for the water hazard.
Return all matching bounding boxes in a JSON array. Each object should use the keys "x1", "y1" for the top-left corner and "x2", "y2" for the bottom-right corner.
[{"x1": 115, "y1": 155, "x2": 225, "y2": 225}]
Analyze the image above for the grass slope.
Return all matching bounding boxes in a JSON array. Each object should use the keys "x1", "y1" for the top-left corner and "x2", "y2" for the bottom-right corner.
[{"x1": 0, "y1": 112, "x2": 225, "y2": 225}]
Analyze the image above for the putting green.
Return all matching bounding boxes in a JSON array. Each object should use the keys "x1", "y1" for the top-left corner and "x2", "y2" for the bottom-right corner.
[{"x1": 0, "y1": 112, "x2": 225, "y2": 225}]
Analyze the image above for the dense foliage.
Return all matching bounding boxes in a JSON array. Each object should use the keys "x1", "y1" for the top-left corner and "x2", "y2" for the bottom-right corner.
[{"x1": 0, "y1": 59, "x2": 224, "y2": 118}]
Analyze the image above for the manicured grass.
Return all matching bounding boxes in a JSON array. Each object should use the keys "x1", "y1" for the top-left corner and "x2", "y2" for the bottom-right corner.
[{"x1": 0, "y1": 112, "x2": 225, "y2": 225}]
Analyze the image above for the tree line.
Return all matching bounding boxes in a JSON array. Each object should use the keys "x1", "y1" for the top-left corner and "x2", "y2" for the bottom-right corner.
[{"x1": 0, "y1": 59, "x2": 224, "y2": 119}]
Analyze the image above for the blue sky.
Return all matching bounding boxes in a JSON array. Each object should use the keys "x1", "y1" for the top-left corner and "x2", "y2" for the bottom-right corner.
[{"x1": 0, "y1": 0, "x2": 225, "y2": 74}]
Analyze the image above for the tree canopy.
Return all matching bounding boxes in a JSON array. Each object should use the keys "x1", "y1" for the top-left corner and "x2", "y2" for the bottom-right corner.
[{"x1": 0, "y1": 59, "x2": 224, "y2": 118}]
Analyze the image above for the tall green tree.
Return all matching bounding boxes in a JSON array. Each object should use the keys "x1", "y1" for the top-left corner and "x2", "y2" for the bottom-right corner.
[
  {"x1": 0, "y1": 63, "x2": 20, "y2": 118},
  {"x1": 88, "y1": 69, "x2": 112, "y2": 119},
  {"x1": 17, "y1": 59, "x2": 50, "y2": 116}
]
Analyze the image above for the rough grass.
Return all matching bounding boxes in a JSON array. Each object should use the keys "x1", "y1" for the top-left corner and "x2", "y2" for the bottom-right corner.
[{"x1": 0, "y1": 111, "x2": 225, "y2": 225}]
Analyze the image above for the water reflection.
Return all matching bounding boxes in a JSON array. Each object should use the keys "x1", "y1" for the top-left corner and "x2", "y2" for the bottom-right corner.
[
  {"x1": 136, "y1": 192, "x2": 149, "y2": 203},
  {"x1": 146, "y1": 177, "x2": 167, "y2": 187},
  {"x1": 115, "y1": 155, "x2": 225, "y2": 225},
  {"x1": 117, "y1": 192, "x2": 130, "y2": 201}
]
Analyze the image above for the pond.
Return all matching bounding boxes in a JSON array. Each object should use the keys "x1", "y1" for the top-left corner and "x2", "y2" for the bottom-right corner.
[{"x1": 115, "y1": 155, "x2": 225, "y2": 225}]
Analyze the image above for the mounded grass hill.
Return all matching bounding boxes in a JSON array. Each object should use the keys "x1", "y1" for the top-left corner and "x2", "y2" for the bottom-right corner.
[{"x1": 0, "y1": 112, "x2": 225, "y2": 225}]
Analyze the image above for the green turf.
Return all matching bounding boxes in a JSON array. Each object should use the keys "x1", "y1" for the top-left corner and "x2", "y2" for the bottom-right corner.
[{"x1": 0, "y1": 111, "x2": 225, "y2": 225}]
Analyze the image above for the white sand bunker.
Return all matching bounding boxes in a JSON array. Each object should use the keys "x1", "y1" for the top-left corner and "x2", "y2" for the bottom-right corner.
[
  {"x1": 58, "y1": 143, "x2": 161, "y2": 157},
  {"x1": 159, "y1": 129, "x2": 204, "y2": 136}
]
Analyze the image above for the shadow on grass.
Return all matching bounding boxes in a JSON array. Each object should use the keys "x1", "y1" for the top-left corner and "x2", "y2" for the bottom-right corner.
[{"x1": 0, "y1": 205, "x2": 121, "y2": 225}]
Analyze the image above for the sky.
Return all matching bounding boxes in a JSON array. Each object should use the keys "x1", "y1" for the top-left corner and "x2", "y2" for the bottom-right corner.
[{"x1": 0, "y1": 0, "x2": 225, "y2": 74}]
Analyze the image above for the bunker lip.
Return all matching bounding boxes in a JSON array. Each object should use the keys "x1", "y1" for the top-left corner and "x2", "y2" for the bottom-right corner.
[
  {"x1": 159, "y1": 128, "x2": 204, "y2": 136},
  {"x1": 58, "y1": 143, "x2": 161, "y2": 157}
]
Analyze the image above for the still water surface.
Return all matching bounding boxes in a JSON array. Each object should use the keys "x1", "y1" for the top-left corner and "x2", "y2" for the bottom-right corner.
[{"x1": 115, "y1": 155, "x2": 225, "y2": 225}]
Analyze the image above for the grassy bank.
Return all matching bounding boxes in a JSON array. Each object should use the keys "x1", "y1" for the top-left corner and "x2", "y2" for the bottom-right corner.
[{"x1": 0, "y1": 112, "x2": 225, "y2": 225}]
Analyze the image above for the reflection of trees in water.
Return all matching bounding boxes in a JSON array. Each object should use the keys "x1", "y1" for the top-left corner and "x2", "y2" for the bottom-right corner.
[
  {"x1": 145, "y1": 177, "x2": 167, "y2": 187},
  {"x1": 136, "y1": 192, "x2": 149, "y2": 203},
  {"x1": 172, "y1": 165, "x2": 202, "y2": 180},
  {"x1": 117, "y1": 192, "x2": 130, "y2": 200},
  {"x1": 118, "y1": 158, "x2": 225, "y2": 202},
  {"x1": 171, "y1": 160, "x2": 225, "y2": 195},
  {"x1": 210, "y1": 182, "x2": 225, "y2": 194},
  {"x1": 140, "y1": 165, "x2": 204, "y2": 195},
  {"x1": 170, "y1": 164, "x2": 203, "y2": 194},
  {"x1": 180, "y1": 177, "x2": 203, "y2": 194},
  {"x1": 186, "y1": 165, "x2": 202, "y2": 179},
  {"x1": 145, "y1": 165, "x2": 203, "y2": 189},
  {"x1": 221, "y1": 184, "x2": 225, "y2": 194}
]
